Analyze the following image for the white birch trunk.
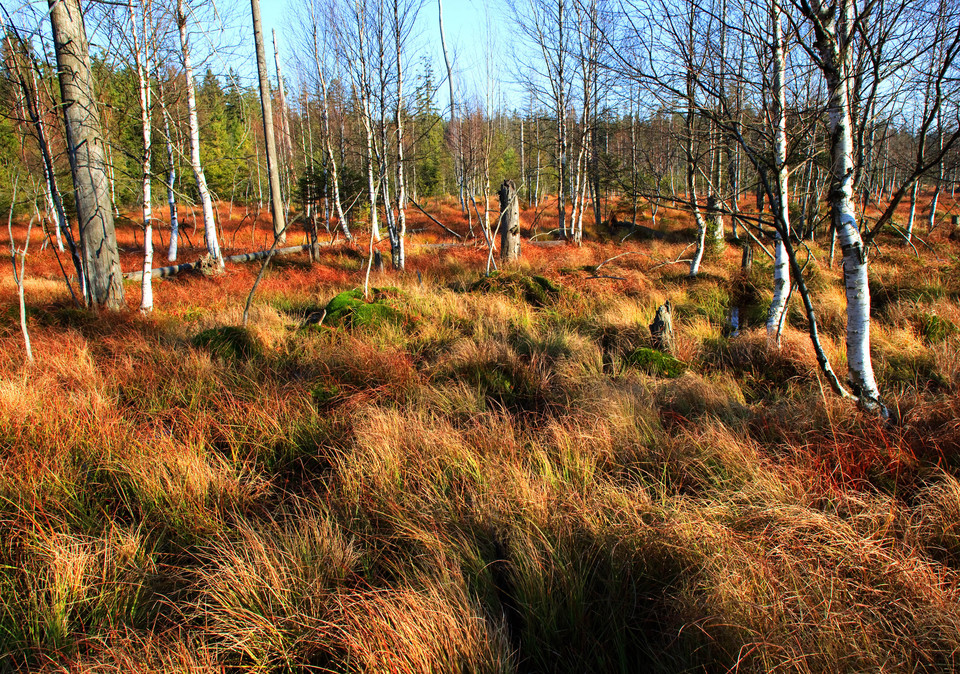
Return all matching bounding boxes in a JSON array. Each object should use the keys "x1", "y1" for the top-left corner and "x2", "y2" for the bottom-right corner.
[
  {"x1": 158, "y1": 83, "x2": 180, "y2": 262},
  {"x1": 394, "y1": 0, "x2": 407, "y2": 270},
  {"x1": 353, "y1": 2, "x2": 380, "y2": 242},
  {"x1": 311, "y1": 19, "x2": 351, "y2": 241},
  {"x1": 25, "y1": 61, "x2": 82, "y2": 292},
  {"x1": 8, "y1": 180, "x2": 34, "y2": 363},
  {"x1": 273, "y1": 29, "x2": 296, "y2": 212},
  {"x1": 177, "y1": 0, "x2": 222, "y2": 264},
  {"x1": 685, "y1": 57, "x2": 707, "y2": 277},
  {"x1": 927, "y1": 143, "x2": 943, "y2": 232},
  {"x1": 812, "y1": 0, "x2": 884, "y2": 412},
  {"x1": 437, "y1": 0, "x2": 466, "y2": 216},
  {"x1": 767, "y1": 3, "x2": 790, "y2": 345},
  {"x1": 906, "y1": 179, "x2": 919, "y2": 242},
  {"x1": 33, "y1": 84, "x2": 64, "y2": 253},
  {"x1": 130, "y1": 0, "x2": 153, "y2": 312}
]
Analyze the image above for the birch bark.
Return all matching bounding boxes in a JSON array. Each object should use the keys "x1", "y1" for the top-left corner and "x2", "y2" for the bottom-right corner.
[
  {"x1": 393, "y1": 0, "x2": 407, "y2": 270},
  {"x1": 310, "y1": 16, "x2": 352, "y2": 240},
  {"x1": 130, "y1": 0, "x2": 154, "y2": 312},
  {"x1": 808, "y1": 0, "x2": 885, "y2": 412},
  {"x1": 158, "y1": 79, "x2": 180, "y2": 261},
  {"x1": 767, "y1": 2, "x2": 790, "y2": 345},
  {"x1": 177, "y1": 0, "x2": 222, "y2": 263}
]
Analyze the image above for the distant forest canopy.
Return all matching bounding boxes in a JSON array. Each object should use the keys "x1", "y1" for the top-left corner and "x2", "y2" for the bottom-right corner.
[{"x1": 2, "y1": 0, "x2": 958, "y2": 223}]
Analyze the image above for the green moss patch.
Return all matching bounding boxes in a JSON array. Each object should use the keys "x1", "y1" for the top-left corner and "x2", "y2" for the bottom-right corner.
[
  {"x1": 914, "y1": 313, "x2": 957, "y2": 344},
  {"x1": 322, "y1": 288, "x2": 407, "y2": 328},
  {"x1": 310, "y1": 383, "x2": 342, "y2": 407},
  {"x1": 469, "y1": 272, "x2": 562, "y2": 307},
  {"x1": 626, "y1": 347, "x2": 686, "y2": 378},
  {"x1": 192, "y1": 326, "x2": 261, "y2": 361}
]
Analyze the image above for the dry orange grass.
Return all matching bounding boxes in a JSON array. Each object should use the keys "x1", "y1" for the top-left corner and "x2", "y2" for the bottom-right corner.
[{"x1": 3, "y1": 197, "x2": 960, "y2": 671}]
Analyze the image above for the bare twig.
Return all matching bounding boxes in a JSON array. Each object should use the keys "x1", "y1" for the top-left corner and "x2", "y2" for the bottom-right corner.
[
  {"x1": 7, "y1": 176, "x2": 33, "y2": 364},
  {"x1": 408, "y1": 197, "x2": 463, "y2": 240},
  {"x1": 649, "y1": 243, "x2": 696, "y2": 270},
  {"x1": 243, "y1": 231, "x2": 284, "y2": 326},
  {"x1": 594, "y1": 250, "x2": 649, "y2": 272}
]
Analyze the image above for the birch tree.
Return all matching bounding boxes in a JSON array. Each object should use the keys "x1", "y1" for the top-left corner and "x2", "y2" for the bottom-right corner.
[
  {"x1": 129, "y1": 0, "x2": 155, "y2": 312},
  {"x1": 766, "y1": 0, "x2": 790, "y2": 344},
  {"x1": 176, "y1": 0, "x2": 222, "y2": 264},
  {"x1": 0, "y1": 21, "x2": 84, "y2": 302},
  {"x1": 305, "y1": 0, "x2": 353, "y2": 241},
  {"x1": 513, "y1": 0, "x2": 572, "y2": 238},
  {"x1": 6, "y1": 178, "x2": 33, "y2": 363},
  {"x1": 157, "y1": 77, "x2": 181, "y2": 261}
]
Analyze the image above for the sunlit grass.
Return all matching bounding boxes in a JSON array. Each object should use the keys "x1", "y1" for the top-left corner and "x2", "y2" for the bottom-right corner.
[{"x1": 2, "y1": 200, "x2": 960, "y2": 671}]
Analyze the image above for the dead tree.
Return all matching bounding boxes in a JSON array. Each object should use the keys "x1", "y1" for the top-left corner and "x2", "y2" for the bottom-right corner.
[
  {"x1": 499, "y1": 179, "x2": 521, "y2": 261},
  {"x1": 650, "y1": 301, "x2": 675, "y2": 354},
  {"x1": 251, "y1": 0, "x2": 287, "y2": 244}
]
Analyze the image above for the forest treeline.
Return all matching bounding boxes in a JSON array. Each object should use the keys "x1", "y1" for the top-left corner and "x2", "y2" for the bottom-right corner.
[{"x1": 3, "y1": 0, "x2": 960, "y2": 414}]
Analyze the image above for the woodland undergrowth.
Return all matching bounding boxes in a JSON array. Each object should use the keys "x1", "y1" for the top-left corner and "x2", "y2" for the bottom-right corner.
[{"x1": 2, "y1": 200, "x2": 960, "y2": 672}]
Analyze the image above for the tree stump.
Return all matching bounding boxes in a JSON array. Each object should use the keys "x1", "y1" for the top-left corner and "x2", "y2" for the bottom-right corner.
[
  {"x1": 499, "y1": 179, "x2": 521, "y2": 262},
  {"x1": 740, "y1": 242, "x2": 753, "y2": 272},
  {"x1": 650, "y1": 301, "x2": 675, "y2": 354}
]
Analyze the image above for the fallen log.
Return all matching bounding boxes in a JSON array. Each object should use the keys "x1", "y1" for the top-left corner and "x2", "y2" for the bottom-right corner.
[{"x1": 123, "y1": 243, "x2": 323, "y2": 280}]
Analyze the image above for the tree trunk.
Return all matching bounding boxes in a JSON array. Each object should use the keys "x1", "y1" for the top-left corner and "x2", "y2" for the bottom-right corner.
[
  {"x1": 394, "y1": 0, "x2": 407, "y2": 270},
  {"x1": 810, "y1": 0, "x2": 885, "y2": 413},
  {"x1": 928, "y1": 158, "x2": 943, "y2": 233},
  {"x1": 272, "y1": 29, "x2": 296, "y2": 215},
  {"x1": 685, "y1": 70, "x2": 707, "y2": 277},
  {"x1": 706, "y1": 130, "x2": 725, "y2": 252},
  {"x1": 906, "y1": 179, "x2": 919, "y2": 242},
  {"x1": 5, "y1": 33, "x2": 83, "y2": 294},
  {"x1": 251, "y1": 0, "x2": 287, "y2": 245},
  {"x1": 49, "y1": 0, "x2": 124, "y2": 309},
  {"x1": 158, "y1": 79, "x2": 180, "y2": 262},
  {"x1": 437, "y1": 0, "x2": 466, "y2": 216},
  {"x1": 130, "y1": 0, "x2": 153, "y2": 312},
  {"x1": 767, "y1": 2, "x2": 790, "y2": 346},
  {"x1": 177, "y1": 0, "x2": 222, "y2": 264},
  {"x1": 499, "y1": 179, "x2": 521, "y2": 262},
  {"x1": 650, "y1": 301, "x2": 675, "y2": 354},
  {"x1": 310, "y1": 19, "x2": 351, "y2": 241}
]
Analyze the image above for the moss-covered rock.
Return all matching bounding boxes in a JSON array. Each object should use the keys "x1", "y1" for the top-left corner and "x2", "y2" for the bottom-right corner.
[
  {"x1": 626, "y1": 347, "x2": 686, "y2": 378},
  {"x1": 193, "y1": 326, "x2": 261, "y2": 360},
  {"x1": 469, "y1": 272, "x2": 562, "y2": 307},
  {"x1": 322, "y1": 288, "x2": 406, "y2": 328}
]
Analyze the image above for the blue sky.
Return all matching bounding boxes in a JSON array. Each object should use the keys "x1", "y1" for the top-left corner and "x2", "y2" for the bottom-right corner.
[
  {"x1": 257, "y1": 0, "x2": 520, "y2": 110},
  {"x1": 13, "y1": 0, "x2": 520, "y2": 111}
]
